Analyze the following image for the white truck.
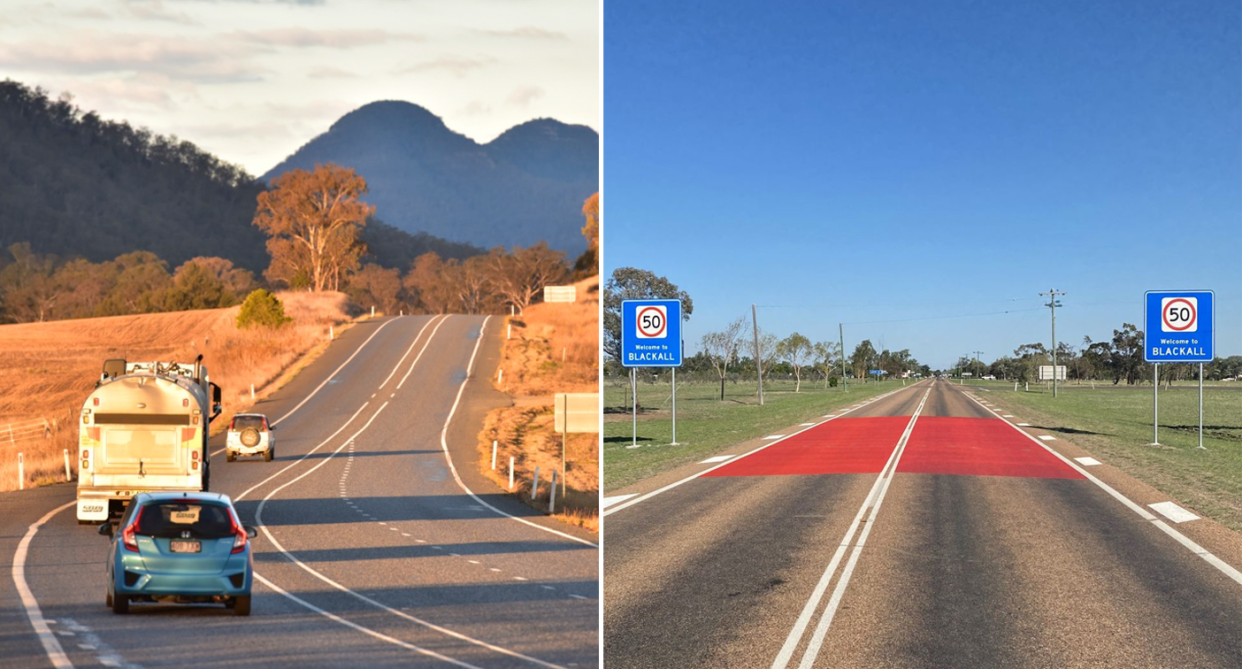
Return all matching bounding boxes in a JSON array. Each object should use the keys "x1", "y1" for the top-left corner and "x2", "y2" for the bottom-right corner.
[{"x1": 76, "y1": 356, "x2": 222, "y2": 523}]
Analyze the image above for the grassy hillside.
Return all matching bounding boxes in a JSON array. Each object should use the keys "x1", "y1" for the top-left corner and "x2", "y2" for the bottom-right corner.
[
  {"x1": 0, "y1": 292, "x2": 355, "y2": 491},
  {"x1": 477, "y1": 275, "x2": 599, "y2": 531}
]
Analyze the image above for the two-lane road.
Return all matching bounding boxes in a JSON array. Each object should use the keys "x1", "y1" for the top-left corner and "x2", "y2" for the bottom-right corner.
[
  {"x1": 604, "y1": 379, "x2": 1241, "y2": 668},
  {"x1": 2, "y1": 314, "x2": 598, "y2": 669}
]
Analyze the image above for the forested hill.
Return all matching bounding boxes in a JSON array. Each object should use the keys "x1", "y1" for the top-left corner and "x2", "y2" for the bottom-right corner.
[
  {"x1": 262, "y1": 101, "x2": 599, "y2": 254},
  {"x1": 0, "y1": 80, "x2": 478, "y2": 273}
]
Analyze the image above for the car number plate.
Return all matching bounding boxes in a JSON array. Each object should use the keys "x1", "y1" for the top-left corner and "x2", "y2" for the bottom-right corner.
[{"x1": 170, "y1": 540, "x2": 201, "y2": 553}]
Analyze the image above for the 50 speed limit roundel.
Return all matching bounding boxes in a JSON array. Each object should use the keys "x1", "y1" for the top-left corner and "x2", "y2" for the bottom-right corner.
[
  {"x1": 1161, "y1": 297, "x2": 1197, "y2": 333},
  {"x1": 636, "y1": 305, "x2": 667, "y2": 339}
]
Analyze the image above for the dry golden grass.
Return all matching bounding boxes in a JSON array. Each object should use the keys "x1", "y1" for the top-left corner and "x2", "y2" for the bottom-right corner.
[
  {"x1": 478, "y1": 275, "x2": 600, "y2": 532},
  {"x1": 494, "y1": 275, "x2": 599, "y2": 397},
  {"x1": 0, "y1": 292, "x2": 354, "y2": 492}
]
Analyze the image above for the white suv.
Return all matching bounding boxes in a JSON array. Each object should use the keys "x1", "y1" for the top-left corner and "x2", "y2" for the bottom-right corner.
[{"x1": 226, "y1": 414, "x2": 275, "y2": 462}]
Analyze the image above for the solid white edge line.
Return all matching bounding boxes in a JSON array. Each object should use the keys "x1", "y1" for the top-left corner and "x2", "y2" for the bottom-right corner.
[
  {"x1": 605, "y1": 381, "x2": 928, "y2": 517},
  {"x1": 251, "y1": 572, "x2": 484, "y2": 669},
  {"x1": 254, "y1": 402, "x2": 569, "y2": 669},
  {"x1": 436, "y1": 316, "x2": 599, "y2": 549},
  {"x1": 959, "y1": 390, "x2": 1242, "y2": 586},
  {"x1": 209, "y1": 314, "x2": 404, "y2": 457},
  {"x1": 234, "y1": 314, "x2": 444, "y2": 501},
  {"x1": 12, "y1": 501, "x2": 77, "y2": 669},
  {"x1": 271, "y1": 317, "x2": 399, "y2": 427},
  {"x1": 793, "y1": 390, "x2": 930, "y2": 669}
]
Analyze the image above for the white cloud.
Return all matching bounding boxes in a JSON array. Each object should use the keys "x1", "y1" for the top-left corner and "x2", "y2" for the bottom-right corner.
[
  {"x1": 231, "y1": 27, "x2": 422, "y2": 48},
  {"x1": 505, "y1": 85, "x2": 544, "y2": 107},
  {"x1": 477, "y1": 26, "x2": 568, "y2": 41},
  {"x1": 0, "y1": 33, "x2": 266, "y2": 81},
  {"x1": 397, "y1": 56, "x2": 495, "y2": 78}
]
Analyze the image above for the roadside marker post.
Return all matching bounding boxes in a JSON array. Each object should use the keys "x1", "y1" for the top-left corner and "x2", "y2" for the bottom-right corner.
[
  {"x1": 621, "y1": 299, "x2": 684, "y2": 447},
  {"x1": 63, "y1": 449, "x2": 71, "y2": 481},
  {"x1": 491, "y1": 440, "x2": 497, "y2": 470},
  {"x1": 17, "y1": 452, "x2": 23, "y2": 490},
  {"x1": 508, "y1": 457, "x2": 514, "y2": 490},
  {"x1": 532, "y1": 466, "x2": 540, "y2": 500},
  {"x1": 548, "y1": 471, "x2": 558, "y2": 513},
  {"x1": 1144, "y1": 290, "x2": 1214, "y2": 450}
]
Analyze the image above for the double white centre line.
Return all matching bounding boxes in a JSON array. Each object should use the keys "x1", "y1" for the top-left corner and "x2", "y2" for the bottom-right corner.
[{"x1": 772, "y1": 388, "x2": 930, "y2": 669}]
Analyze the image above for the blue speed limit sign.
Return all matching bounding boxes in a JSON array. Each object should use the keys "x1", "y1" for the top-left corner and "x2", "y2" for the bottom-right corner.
[
  {"x1": 1144, "y1": 290, "x2": 1213, "y2": 362},
  {"x1": 621, "y1": 300, "x2": 682, "y2": 367}
]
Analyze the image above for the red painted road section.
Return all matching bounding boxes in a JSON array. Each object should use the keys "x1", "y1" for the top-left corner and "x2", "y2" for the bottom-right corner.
[
  {"x1": 899, "y1": 416, "x2": 1084, "y2": 479},
  {"x1": 704, "y1": 417, "x2": 910, "y2": 477},
  {"x1": 704, "y1": 415, "x2": 1083, "y2": 480}
]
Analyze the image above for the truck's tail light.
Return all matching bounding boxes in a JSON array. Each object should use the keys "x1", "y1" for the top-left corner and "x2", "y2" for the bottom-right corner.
[
  {"x1": 182, "y1": 398, "x2": 189, "y2": 407},
  {"x1": 191, "y1": 450, "x2": 199, "y2": 460},
  {"x1": 80, "y1": 448, "x2": 90, "y2": 471},
  {"x1": 121, "y1": 507, "x2": 143, "y2": 553},
  {"x1": 93, "y1": 398, "x2": 100, "y2": 406},
  {"x1": 191, "y1": 460, "x2": 199, "y2": 471}
]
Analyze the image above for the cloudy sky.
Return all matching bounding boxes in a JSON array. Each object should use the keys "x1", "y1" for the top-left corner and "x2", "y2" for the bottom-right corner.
[{"x1": 0, "y1": 0, "x2": 599, "y2": 175}]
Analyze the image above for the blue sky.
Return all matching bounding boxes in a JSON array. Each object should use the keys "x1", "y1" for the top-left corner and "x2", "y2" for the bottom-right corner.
[
  {"x1": 0, "y1": 0, "x2": 598, "y2": 174},
  {"x1": 603, "y1": 0, "x2": 1241, "y2": 369}
]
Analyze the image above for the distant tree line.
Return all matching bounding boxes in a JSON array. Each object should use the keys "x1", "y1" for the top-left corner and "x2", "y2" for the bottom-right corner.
[
  {"x1": 0, "y1": 244, "x2": 255, "y2": 322},
  {"x1": 956, "y1": 323, "x2": 1242, "y2": 384}
]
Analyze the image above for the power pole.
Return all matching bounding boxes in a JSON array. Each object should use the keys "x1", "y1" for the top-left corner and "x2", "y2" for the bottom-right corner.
[
  {"x1": 839, "y1": 323, "x2": 847, "y2": 391},
  {"x1": 752, "y1": 304, "x2": 764, "y2": 406},
  {"x1": 972, "y1": 350, "x2": 984, "y2": 379},
  {"x1": 1040, "y1": 289, "x2": 1066, "y2": 398}
]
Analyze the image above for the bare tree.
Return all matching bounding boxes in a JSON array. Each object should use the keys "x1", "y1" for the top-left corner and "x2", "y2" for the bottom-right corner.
[
  {"x1": 777, "y1": 332, "x2": 814, "y2": 392},
  {"x1": 487, "y1": 243, "x2": 569, "y2": 312},
  {"x1": 701, "y1": 317, "x2": 746, "y2": 400}
]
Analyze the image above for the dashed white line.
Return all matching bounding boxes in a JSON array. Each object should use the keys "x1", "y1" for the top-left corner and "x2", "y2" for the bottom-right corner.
[
  {"x1": 699, "y1": 456, "x2": 734, "y2": 464},
  {"x1": 602, "y1": 494, "x2": 638, "y2": 509},
  {"x1": 1075, "y1": 457, "x2": 1102, "y2": 466},
  {"x1": 1038, "y1": 435, "x2": 1056, "y2": 441},
  {"x1": 1150, "y1": 502, "x2": 1199, "y2": 524}
]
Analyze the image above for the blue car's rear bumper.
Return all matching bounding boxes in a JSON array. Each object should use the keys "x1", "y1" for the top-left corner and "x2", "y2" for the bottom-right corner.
[{"x1": 113, "y1": 552, "x2": 251, "y2": 597}]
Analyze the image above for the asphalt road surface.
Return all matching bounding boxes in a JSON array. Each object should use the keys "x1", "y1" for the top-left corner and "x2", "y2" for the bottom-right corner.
[
  {"x1": 603, "y1": 379, "x2": 1242, "y2": 669},
  {"x1": 1, "y1": 315, "x2": 598, "y2": 669}
]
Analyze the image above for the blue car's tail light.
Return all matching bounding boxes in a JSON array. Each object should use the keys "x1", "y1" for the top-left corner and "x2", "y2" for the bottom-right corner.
[{"x1": 121, "y1": 506, "x2": 143, "y2": 553}]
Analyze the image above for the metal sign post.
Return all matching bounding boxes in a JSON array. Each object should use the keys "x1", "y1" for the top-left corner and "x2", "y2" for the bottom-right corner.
[
  {"x1": 671, "y1": 367, "x2": 678, "y2": 445},
  {"x1": 1199, "y1": 363, "x2": 1204, "y2": 450},
  {"x1": 1151, "y1": 363, "x2": 1159, "y2": 445},
  {"x1": 1144, "y1": 290, "x2": 1214, "y2": 450},
  {"x1": 621, "y1": 299, "x2": 685, "y2": 447},
  {"x1": 630, "y1": 368, "x2": 637, "y2": 449}
]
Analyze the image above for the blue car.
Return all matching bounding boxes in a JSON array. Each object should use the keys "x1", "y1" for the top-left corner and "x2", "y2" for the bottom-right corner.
[{"x1": 100, "y1": 491, "x2": 257, "y2": 615}]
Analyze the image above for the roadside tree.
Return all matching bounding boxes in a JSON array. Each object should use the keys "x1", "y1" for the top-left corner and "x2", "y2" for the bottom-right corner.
[
  {"x1": 701, "y1": 317, "x2": 746, "y2": 400},
  {"x1": 777, "y1": 332, "x2": 814, "y2": 392},
  {"x1": 254, "y1": 164, "x2": 375, "y2": 292},
  {"x1": 603, "y1": 267, "x2": 693, "y2": 363}
]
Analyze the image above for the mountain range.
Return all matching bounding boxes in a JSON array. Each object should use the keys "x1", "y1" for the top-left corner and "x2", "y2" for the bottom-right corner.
[{"x1": 262, "y1": 101, "x2": 598, "y2": 254}]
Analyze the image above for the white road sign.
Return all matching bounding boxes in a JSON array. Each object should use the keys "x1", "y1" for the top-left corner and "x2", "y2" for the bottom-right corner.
[{"x1": 1038, "y1": 365, "x2": 1066, "y2": 381}]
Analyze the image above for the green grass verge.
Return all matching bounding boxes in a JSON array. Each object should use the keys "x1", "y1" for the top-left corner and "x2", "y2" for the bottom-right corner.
[
  {"x1": 977, "y1": 384, "x2": 1242, "y2": 531},
  {"x1": 603, "y1": 378, "x2": 909, "y2": 490}
]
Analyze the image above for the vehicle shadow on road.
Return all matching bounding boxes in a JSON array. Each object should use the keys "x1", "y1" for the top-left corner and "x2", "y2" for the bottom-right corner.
[
  {"x1": 235, "y1": 493, "x2": 554, "y2": 525},
  {"x1": 253, "y1": 539, "x2": 592, "y2": 564}
]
